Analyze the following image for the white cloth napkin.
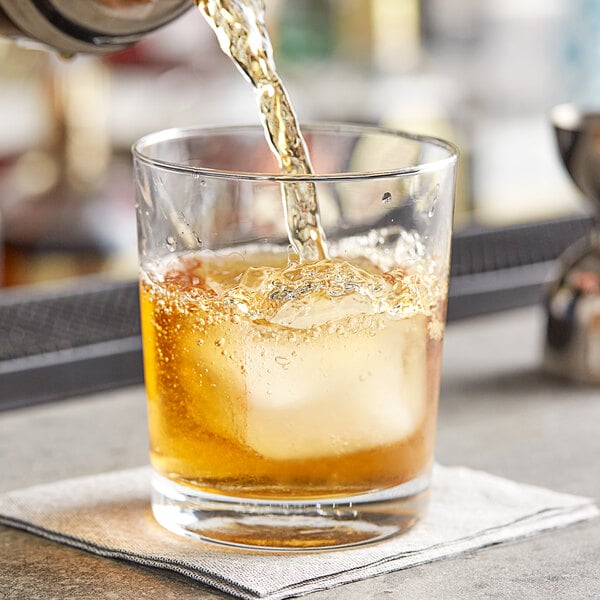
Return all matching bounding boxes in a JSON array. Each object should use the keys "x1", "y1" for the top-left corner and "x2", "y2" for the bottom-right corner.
[{"x1": 0, "y1": 465, "x2": 596, "y2": 600}]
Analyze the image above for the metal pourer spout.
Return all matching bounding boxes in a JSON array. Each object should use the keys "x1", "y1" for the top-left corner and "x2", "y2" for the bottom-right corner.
[{"x1": 0, "y1": 0, "x2": 192, "y2": 56}]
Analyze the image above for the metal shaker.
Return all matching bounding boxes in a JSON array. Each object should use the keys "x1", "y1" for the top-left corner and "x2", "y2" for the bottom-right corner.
[
  {"x1": 544, "y1": 104, "x2": 600, "y2": 383},
  {"x1": 0, "y1": 0, "x2": 192, "y2": 55}
]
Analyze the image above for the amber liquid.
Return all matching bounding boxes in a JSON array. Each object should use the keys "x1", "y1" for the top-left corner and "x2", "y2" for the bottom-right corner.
[
  {"x1": 141, "y1": 249, "x2": 442, "y2": 500},
  {"x1": 196, "y1": 0, "x2": 327, "y2": 262}
]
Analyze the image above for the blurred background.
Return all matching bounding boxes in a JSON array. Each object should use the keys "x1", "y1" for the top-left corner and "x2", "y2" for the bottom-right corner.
[{"x1": 0, "y1": 0, "x2": 596, "y2": 288}]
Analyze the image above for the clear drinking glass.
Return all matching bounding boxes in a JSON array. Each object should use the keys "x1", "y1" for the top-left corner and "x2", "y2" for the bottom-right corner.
[{"x1": 133, "y1": 124, "x2": 458, "y2": 550}]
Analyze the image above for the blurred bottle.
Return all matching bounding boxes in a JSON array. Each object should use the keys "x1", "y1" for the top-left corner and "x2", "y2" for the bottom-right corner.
[
  {"x1": 370, "y1": 0, "x2": 421, "y2": 73},
  {"x1": 331, "y1": 0, "x2": 372, "y2": 68},
  {"x1": 276, "y1": 0, "x2": 335, "y2": 64},
  {"x1": 0, "y1": 52, "x2": 117, "y2": 286}
]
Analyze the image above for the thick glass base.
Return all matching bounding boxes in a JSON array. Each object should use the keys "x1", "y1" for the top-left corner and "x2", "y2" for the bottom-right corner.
[{"x1": 151, "y1": 471, "x2": 430, "y2": 551}]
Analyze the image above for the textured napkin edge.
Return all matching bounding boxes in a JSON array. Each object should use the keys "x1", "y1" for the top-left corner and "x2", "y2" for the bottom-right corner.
[
  {"x1": 0, "y1": 514, "x2": 256, "y2": 600},
  {"x1": 2, "y1": 466, "x2": 599, "y2": 600},
  {"x1": 1, "y1": 499, "x2": 597, "y2": 600},
  {"x1": 271, "y1": 502, "x2": 600, "y2": 600}
]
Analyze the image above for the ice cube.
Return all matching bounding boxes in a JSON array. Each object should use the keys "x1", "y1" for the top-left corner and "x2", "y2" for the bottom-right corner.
[
  {"x1": 243, "y1": 314, "x2": 427, "y2": 460},
  {"x1": 178, "y1": 317, "x2": 247, "y2": 443},
  {"x1": 270, "y1": 286, "x2": 377, "y2": 329},
  {"x1": 232, "y1": 258, "x2": 391, "y2": 329}
]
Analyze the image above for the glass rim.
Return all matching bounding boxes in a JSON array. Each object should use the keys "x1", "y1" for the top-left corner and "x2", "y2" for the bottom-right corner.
[{"x1": 132, "y1": 122, "x2": 459, "y2": 182}]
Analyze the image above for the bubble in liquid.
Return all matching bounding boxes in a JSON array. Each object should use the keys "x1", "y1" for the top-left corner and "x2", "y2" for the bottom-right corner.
[
  {"x1": 200, "y1": 180, "x2": 207, "y2": 187},
  {"x1": 381, "y1": 191, "x2": 392, "y2": 205},
  {"x1": 275, "y1": 355, "x2": 290, "y2": 367},
  {"x1": 166, "y1": 236, "x2": 176, "y2": 251},
  {"x1": 215, "y1": 338, "x2": 225, "y2": 347}
]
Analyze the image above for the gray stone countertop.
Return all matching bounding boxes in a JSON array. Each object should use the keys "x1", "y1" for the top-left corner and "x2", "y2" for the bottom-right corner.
[{"x1": 1, "y1": 306, "x2": 599, "y2": 599}]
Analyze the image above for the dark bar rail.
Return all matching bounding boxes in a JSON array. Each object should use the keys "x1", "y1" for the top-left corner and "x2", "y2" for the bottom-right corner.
[{"x1": 0, "y1": 214, "x2": 594, "y2": 410}]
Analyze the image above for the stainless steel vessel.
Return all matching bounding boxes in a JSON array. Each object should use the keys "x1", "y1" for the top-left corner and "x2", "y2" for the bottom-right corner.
[
  {"x1": 0, "y1": 0, "x2": 192, "y2": 55},
  {"x1": 544, "y1": 104, "x2": 600, "y2": 384}
]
